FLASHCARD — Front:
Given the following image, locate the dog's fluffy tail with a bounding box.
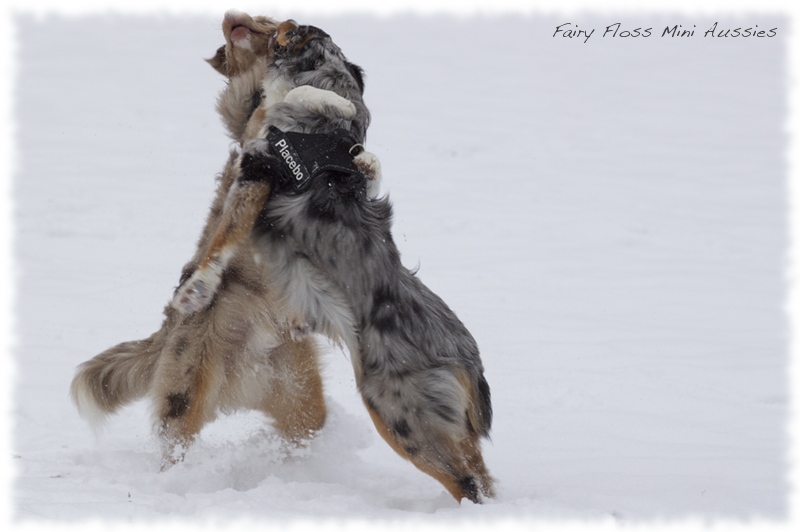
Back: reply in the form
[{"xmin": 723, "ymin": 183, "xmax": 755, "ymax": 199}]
[{"xmin": 70, "ymin": 334, "xmax": 162, "ymax": 432}]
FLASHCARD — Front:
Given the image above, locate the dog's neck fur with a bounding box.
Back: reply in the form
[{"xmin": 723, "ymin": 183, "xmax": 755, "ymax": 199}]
[{"xmin": 217, "ymin": 59, "xmax": 269, "ymax": 141}]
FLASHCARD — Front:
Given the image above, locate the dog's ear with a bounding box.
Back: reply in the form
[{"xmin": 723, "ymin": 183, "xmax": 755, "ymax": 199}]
[
  {"xmin": 206, "ymin": 45, "xmax": 231, "ymax": 77},
  {"xmin": 346, "ymin": 61, "xmax": 365, "ymax": 95},
  {"xmin": 276, "ymin": 20, "xmax": 299, "ymax": 46}
]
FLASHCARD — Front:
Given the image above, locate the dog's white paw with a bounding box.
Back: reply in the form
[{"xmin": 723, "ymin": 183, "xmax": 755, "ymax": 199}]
[
  {"xmin": 354, "ymin": 150, "xmax": 381, "ymax": 179},
  {"xmin": 172, "ymin": 267, "xmax": 222, "ymax": 314},
  {"xmin": 354, "ymin": 150, "xmax": 382, "ymax": 198},
  {"xmin": 284, "ymin": 85, "xmax": 356, "ymax": 118}
]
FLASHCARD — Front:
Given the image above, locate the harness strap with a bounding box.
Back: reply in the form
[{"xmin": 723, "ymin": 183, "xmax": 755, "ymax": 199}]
[{"xmin": 266, "ymin": 126, "xmax": 362, "ymax": 192}]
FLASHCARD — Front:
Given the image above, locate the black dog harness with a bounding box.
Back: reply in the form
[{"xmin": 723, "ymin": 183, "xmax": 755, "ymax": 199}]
[{"xmin": 265, "ymin": 126, "xmax": 364, "ymax": 193}]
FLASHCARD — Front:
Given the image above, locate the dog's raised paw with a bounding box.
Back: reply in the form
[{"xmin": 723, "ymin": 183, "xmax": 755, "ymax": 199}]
[
  {"xmin": 354, "ymin": 150, "xmax": 382, "ymax": 198},
  {"xmin": 283, "ymin": 85, "xmax": 356, "ymax": 118},
  {"xmin": 354, "ymin": 150, "xmax": 381, "ymax": 180},
  {"xmin": 172, "ymin": 268, "xmax": 221, "ymax": 314}
]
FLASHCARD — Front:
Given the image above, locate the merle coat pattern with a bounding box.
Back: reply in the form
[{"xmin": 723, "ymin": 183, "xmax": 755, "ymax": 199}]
[{"xmin": 175, "ymin": 21, "xmax": 494, "ymax": 503}]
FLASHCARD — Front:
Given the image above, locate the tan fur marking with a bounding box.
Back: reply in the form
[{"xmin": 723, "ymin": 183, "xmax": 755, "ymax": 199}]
[
  {"xmin": 198, "ymin": 181, "xmax": 271, "ymax": 271},
  {"xmin": 364, "ymin": 402, "xmax": 468, "ymax": 503},
  {"xmin": 178, "ymin": 350, "xmax": 213, "ymax": 441},
  {"xmin": 453, "ymin": 368, "xmax": 494, "ymax": 497},
  {"xmin": 260, "ymin": 338, "xmax": 326, "ymax": 440},
  {"xmin": 276, "ymin": 20, "xmax": 298, "ymax": 46},
  {"xmin": 461, "ymin": 433, "xmax": 494, "ymax": 498},
  {"xmin": 454, "ymin": 368, "xmax": 481, "ymax": 433},
  {"xmin": 242, "ymin": 106, "xmax": 268, "ymax": 143}
]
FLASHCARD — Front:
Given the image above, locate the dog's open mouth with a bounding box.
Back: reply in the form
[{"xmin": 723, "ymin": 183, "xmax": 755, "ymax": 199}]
[
  {"xmin": 230, "ymin": 24, "xmax": 251, "ymax": 43},
  {"xmin": 223, "ymin": 10, "xmax": 268, "ymax": 46}
]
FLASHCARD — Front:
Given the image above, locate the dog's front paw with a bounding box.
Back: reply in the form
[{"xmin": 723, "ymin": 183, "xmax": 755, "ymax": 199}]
[
  {"xmin": 354, "ymin": 150, "xmax": 382, "ymax": 198},
  {"xmin": 172, "ymin": 266, "xmax": 222, "ymax": 314},
  {"xmin": 354, "ymin": 150, "xmax": 381, "ymax": 180},
  {"xmin": 283, "ymin": 85, "xmax": 356, "ymax": 118}
]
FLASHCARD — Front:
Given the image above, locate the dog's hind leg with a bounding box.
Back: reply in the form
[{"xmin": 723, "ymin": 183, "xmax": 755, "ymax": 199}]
[
  {"xmin": 258, "ymin": 336, "xmax": 327, "ymax": 442},
  {"xmin": 461, "ymin": 433, "xmax": 495, "ymax": 499},
  {"xmin": 151, "ymin": 327, "xmax": 225, "ymax": 469}
]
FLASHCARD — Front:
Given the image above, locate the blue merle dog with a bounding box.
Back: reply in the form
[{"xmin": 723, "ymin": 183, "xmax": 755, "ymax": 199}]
[{"xmin": 173, "ymin": 20, "xmax": 494, "ymax": 503}]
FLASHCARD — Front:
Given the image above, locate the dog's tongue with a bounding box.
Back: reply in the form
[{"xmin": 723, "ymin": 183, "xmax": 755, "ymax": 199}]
[{"xmin": 231, "ymin": 25, "xmax": 250, "ymax": 43}]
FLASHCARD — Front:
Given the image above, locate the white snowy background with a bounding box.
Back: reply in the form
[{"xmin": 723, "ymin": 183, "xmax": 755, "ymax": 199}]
[{"xmin": 5, "ymin": 2, "xmax": 794, "ymax": 530}]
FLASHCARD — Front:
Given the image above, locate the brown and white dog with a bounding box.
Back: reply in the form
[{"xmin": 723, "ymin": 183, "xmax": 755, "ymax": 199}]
[{"xmin": 70, "ymin": 11, "xmax": 328, "ymax": 468}]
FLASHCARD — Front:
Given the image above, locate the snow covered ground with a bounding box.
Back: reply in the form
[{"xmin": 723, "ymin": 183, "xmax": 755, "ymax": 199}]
[{"xmin": 8, "ymin": 7, "xmax": 792, "ymax": 529}]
